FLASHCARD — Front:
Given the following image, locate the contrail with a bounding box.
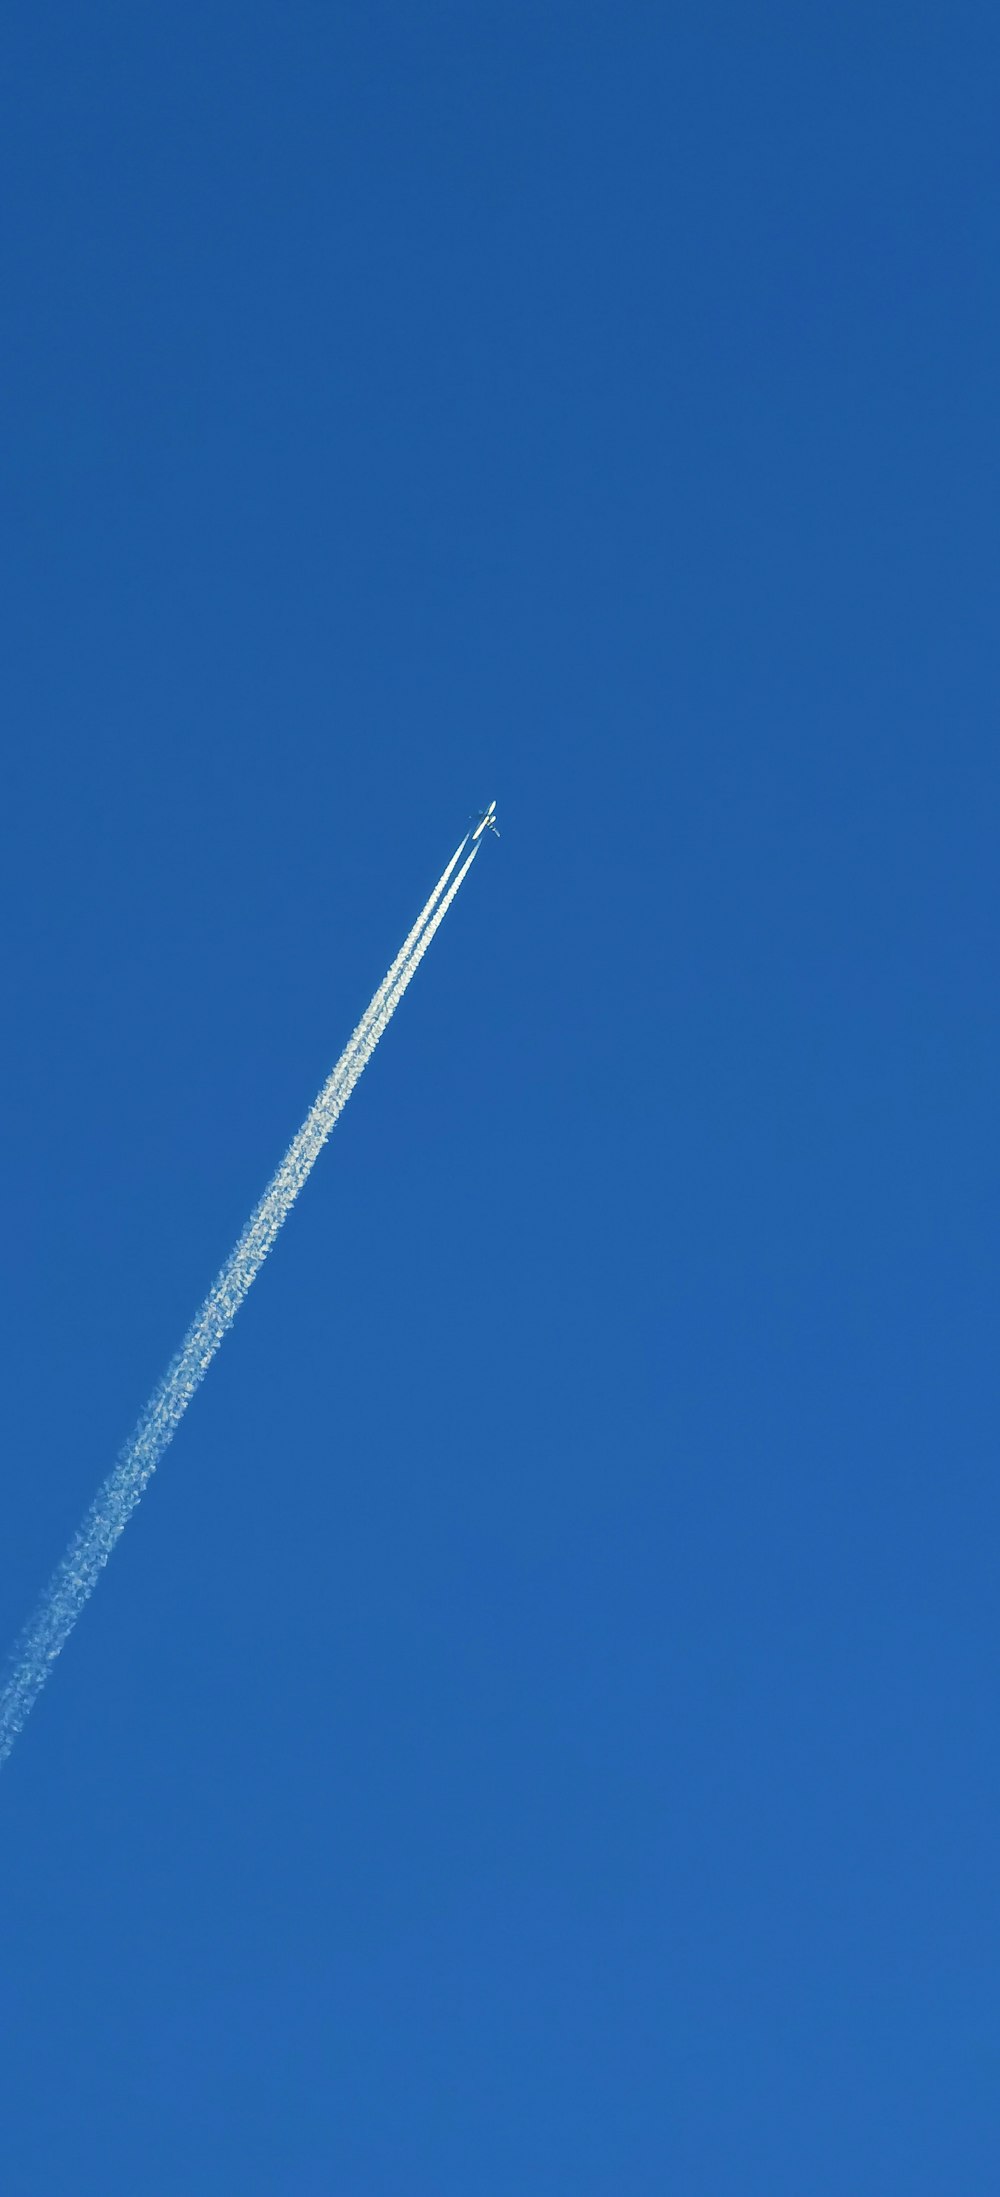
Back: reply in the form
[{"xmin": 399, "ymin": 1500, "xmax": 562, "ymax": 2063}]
[{"xmin": 0, "ymin": 831, "xmax": 480, "ymax": 1769}]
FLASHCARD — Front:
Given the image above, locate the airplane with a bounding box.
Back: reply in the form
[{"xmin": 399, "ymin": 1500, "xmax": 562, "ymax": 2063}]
[{"xmin": 471, "ymin": 800, "xmax": 500, "ymax": 841}]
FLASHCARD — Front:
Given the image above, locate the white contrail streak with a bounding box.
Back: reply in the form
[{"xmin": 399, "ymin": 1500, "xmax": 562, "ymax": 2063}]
[
  {"xmin": 0, "ymin": 834, "xmax": 479, "ymax": 1769},
  {"xmin": 346, "ymin": 831, "xmax": 470, "ymax": 1049}
]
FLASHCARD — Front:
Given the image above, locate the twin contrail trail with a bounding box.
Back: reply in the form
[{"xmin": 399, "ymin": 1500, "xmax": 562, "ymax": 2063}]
[{"xmin": 0, "ymin": 825, "xmax": 483, "ymax": 1770}]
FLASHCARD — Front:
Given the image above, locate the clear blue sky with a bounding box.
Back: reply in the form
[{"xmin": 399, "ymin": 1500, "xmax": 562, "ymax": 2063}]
[{"xmin": 2, "ymin": 3, "xmax": 997, "ymax": 2190}]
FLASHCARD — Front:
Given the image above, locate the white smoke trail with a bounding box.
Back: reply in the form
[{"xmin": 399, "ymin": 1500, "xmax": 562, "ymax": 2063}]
[
  {"xmin": 0, "ymin": 835, "xmax": 479, "ymax": 1768},
  {"xmin": 339, "ymin": 831, "xmax": 471, "ymax": 1063}
]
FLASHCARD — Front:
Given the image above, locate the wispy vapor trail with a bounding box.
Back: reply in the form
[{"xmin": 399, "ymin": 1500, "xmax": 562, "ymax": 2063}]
[{"xmin": 0, "ymin": 833, "xmax": 479, "ymax": 1769}]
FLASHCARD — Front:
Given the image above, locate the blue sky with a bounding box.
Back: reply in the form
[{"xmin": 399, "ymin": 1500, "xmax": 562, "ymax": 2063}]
[{"xmin": 2, "ymin": 3, "xmax": 998, "ymax": 2189}]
